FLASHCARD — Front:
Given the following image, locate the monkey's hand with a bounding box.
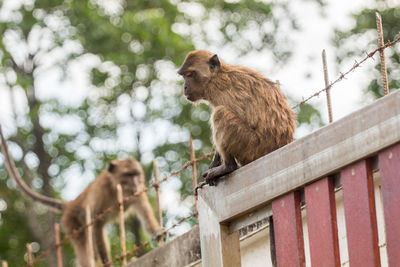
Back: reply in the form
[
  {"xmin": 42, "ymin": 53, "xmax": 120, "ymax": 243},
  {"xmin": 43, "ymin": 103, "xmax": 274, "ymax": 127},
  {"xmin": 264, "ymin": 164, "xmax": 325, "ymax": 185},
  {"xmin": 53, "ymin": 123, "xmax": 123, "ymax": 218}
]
[{"xmin": 202, "ymin": 163, "xmax": 237, "ymax": 186}]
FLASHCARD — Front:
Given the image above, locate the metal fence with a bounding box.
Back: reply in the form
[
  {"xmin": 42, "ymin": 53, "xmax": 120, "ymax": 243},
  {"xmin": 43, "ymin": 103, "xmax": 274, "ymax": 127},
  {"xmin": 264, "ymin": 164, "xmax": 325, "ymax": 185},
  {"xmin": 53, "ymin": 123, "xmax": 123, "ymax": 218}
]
[{"xmin": 1, "ymin": 11, "xmax": 399, "ymax": 267}]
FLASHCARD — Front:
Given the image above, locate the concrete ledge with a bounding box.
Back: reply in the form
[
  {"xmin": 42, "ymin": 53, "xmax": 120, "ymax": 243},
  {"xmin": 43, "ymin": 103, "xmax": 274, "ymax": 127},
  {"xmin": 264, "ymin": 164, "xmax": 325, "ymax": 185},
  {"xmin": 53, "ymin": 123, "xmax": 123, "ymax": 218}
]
[
  {"xmin": 199, "ymin": 89, "xmax": 400, "ymax": 222},
  {"xmin": 127, "ymin": 225, "xmax": 201, "ymax": 267}
]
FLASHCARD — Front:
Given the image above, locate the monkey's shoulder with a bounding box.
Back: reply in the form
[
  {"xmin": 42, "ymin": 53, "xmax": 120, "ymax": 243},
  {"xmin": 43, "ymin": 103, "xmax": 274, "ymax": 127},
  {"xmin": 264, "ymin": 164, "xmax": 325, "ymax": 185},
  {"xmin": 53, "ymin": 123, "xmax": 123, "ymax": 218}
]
[{"xmin": 225, "ymin": 65, "xmax": 275, "ymax": 86}]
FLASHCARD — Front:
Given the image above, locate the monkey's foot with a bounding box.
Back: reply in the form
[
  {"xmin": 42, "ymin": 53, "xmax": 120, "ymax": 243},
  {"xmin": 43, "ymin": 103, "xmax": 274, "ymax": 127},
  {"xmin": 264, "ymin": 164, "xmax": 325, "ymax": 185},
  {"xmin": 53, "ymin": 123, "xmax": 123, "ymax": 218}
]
[
  {"xmin": 150, "ymin": 228, "xmax": 167, "ymax": 247},
  {"xmin": 202, "ymin": 164, "xmax": 237, "ymax": 186},
  {"xmin": 208, "ymin": 151, "xmax": 222, "ymax": 169},
  {"xmin": 153, "ymin": 228, "xmax": 166, "ymax": 242}
]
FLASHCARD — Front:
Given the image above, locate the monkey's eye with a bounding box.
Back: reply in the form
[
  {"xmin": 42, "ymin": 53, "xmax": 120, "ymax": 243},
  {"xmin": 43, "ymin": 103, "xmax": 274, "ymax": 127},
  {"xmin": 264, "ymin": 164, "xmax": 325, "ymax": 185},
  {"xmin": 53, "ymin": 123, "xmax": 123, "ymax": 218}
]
[
  {"xmin": 123, "ymin": 171, "xmax": 140, "ymax": 177},
  {"xmin": 185, "ymin": 72, "xmax": 194, "ymax": 78}
]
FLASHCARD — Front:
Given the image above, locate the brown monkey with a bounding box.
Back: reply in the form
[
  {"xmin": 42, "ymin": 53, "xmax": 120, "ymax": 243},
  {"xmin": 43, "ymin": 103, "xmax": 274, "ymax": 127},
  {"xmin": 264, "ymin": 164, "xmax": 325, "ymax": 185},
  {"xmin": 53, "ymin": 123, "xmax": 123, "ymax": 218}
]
[
  {"xmin": 0, "ymin": 127, "xmax": 161, "ymax": 267},
  {"xmin": 178, "ymin": 50, "xmax": 295, "ymax": 185}
]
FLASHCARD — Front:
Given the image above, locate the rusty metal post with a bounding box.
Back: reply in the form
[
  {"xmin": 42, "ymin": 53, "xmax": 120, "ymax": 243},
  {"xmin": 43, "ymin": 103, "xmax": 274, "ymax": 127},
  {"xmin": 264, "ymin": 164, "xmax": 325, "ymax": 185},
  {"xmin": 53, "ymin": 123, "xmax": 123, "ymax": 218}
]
[
  {"xmin": 322, "ymin": 49, "xmax": 333, "ymax": 123},
  {"xmin": 117, "ymin": 184, "xmax": 127, "ymax": 265},
  {"xmin": 26, "ymin": 243, "xmax": 33, "ymax": 267},
  {"xmin": 85, "ymin": 206, "xmax": 95, "ymax": 267},
  {"xmin": 376, "ymin": 12, "xmax": 389, "ymax": 95},
  {"xmin": 1, "ymin": 261, "xmax": 7, "ymax": 267},
  {"xmin": 153, "ymin": 160, "xmax": 163, "ymax": 228},
  {"xmin": 189, "ymin": 137, "xmax": 198, "ymax": 212},
  {"xmin": 54, "ymin": 223, "xmax": 63, "ymax": 267}
]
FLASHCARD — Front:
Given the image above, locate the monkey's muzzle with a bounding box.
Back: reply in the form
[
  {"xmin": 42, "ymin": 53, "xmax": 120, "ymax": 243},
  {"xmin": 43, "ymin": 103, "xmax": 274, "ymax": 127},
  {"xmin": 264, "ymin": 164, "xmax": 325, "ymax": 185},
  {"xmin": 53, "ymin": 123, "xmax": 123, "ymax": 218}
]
[{"xmin": 184, "ymin": 90, "xmax": 194, "ymax": 102}]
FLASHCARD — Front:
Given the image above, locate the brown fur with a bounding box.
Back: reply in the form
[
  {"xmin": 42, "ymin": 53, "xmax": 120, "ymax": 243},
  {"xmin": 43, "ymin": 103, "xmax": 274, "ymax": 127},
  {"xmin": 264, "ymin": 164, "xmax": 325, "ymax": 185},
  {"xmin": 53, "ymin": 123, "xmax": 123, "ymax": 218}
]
[
  {"xmin": 178, "ymin": 50, "xmax": 295, "ymax": 183},
  {"xmin": 0, "ymin": 130, "xmax": 161, "ymax": 267},
  {"xmin": 62, "ymin": 159, "xmax": 161, "ymax": 266}
]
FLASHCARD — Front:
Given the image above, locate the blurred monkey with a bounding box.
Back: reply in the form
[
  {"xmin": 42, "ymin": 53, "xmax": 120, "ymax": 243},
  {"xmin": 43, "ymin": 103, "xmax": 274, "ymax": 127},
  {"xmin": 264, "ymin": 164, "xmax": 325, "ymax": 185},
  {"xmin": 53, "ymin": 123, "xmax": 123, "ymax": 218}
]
[{"xmin": 0, "ymin": 127, "xmax": 161, "ymax": 266}]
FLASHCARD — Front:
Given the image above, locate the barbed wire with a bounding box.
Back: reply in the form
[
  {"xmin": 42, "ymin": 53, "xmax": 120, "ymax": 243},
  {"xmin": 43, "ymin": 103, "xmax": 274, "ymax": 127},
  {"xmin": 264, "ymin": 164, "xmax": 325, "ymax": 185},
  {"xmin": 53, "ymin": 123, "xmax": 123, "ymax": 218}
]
[
  {"xmin": 291, "ymin": 33, "xmax": 400, "ymax": 110},
  {"xmin": 25, "ymin": 153, "xmax": 210, "ymax": 266},
  {"xmin": 4, "ymin": 25, "xmax": 399, "ymax": 267},
  {"xmin": 152, "ymin": 152, "xmax": 213, "ymax": 187},
  {"xmin": 103, "ymin": 212, "xmax": 198, "ymax": 266},
  {"xmin": 30, "ymin": 210, "xmax": 199, "ymax": 266},
  {"xmin": 0, "ymin": 125, "xmax": 211, "ymax": 266}
]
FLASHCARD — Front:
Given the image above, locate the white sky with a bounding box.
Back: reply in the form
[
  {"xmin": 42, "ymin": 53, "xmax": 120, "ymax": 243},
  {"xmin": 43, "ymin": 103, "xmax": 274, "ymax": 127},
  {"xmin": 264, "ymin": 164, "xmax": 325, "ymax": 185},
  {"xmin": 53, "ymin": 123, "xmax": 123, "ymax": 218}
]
[
  {"xmin": 1, "ymin": 0, "xmax": 399, "ymax": 234},
  {"xmin": 280, "ymin": 0, "xmax": 375, "ymax": 124},
  {"xmin": 236, "ymin": 0, "xmax": 381, "ymax": 135},
  {"xmin": 182, "ymin": 0, "xmax": 391, "ymax": 140}
]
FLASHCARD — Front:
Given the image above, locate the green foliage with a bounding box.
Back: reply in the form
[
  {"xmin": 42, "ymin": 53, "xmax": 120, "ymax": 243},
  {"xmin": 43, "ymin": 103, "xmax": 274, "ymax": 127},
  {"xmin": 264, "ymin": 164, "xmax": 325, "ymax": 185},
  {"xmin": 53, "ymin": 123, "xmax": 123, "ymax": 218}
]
[
  {"xmin": 0, "ymin": 179, "xmax": 33, "ymax": 264},
  {"xmin": 296, "ymin": 103, "xmax": 325, "ymax": 128},
  {"xmin": 0, "ymin": 0, "xmax": 318, "ymax": 265}
]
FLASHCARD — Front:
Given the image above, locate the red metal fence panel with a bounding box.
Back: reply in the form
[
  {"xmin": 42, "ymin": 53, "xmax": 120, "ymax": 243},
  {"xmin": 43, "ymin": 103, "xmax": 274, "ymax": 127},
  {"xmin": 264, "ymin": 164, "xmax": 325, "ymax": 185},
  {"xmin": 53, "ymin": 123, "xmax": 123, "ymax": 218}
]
[
  {"xmin": 342, "ymin": 160, "xmax": 381, "ymax": 267},
  {"xmin": 305, "ymin": 177, "xmax": 340, "ymax": 267},
  {"xmin": 272, "ymin": 191, "xmax": 305, "ymax": 267},
  {"xmin": 379, "ymin": 143, "xmax": 400, "ymax": 266}
]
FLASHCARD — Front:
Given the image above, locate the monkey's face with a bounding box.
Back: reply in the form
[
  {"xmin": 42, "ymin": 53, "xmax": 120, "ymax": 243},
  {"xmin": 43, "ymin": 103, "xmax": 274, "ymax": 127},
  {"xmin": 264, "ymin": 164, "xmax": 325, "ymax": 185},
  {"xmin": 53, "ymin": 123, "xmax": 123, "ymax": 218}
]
[
  {"xmin": 181, "ymin": 71, "xmax": 205, "ymax": 102},
  {"xmin": 107, "ymin": 158, "xmax": 144, "ymax": 195},
  {"xmin": 178, "ymin": 50, "xmax": 221, "ymax": 102}
]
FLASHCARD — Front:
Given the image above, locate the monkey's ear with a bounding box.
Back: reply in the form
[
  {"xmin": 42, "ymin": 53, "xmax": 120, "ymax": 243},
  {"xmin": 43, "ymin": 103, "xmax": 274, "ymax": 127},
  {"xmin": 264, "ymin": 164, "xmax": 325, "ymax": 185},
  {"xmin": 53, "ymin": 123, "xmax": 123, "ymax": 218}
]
[
  {"xmin": 209, "ymin": 54, "xmax": 220, "ymax": 72},
  {"xmin": 108, "ymin": 162, "xmax": 116, "ymax": 173}
]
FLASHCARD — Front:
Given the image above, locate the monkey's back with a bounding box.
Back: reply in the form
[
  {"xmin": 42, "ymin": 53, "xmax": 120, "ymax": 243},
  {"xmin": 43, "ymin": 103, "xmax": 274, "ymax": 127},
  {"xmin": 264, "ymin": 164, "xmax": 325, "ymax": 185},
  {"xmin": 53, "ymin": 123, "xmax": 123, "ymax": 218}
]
[{"xmin": 209, "ymin": 64, "xmax": 295, "ymax": 165}]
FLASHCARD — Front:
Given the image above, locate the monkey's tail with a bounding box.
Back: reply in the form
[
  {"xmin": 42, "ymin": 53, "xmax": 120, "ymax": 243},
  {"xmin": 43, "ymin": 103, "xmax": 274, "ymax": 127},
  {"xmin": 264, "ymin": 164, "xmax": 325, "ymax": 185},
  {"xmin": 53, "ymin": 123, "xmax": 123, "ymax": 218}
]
[{"xmin": 0, "ymin": 125, "xmax": 65, "ymax": 211}]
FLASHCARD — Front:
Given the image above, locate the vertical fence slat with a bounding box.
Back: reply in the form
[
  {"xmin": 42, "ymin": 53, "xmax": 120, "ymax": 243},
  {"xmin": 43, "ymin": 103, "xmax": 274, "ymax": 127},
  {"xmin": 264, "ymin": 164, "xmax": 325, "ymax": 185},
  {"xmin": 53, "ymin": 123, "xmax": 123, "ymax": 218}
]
[
  {"xmin": 189, "ymin": 137, "xmax": 198, "ymax": 212},
  {"xmin": 26, "ymin": 243, "xmax": 33, "ymax": 267},
  {"xmin": 117, "ymin": 184, "xmax": 127, "ymax": 265},
  {"xmin": 85, "ymin": 206, "xmax": 95, "ymax": 267},
  {"xmin": 272, "ymin": 191, "xmax": 305, "ymax": 267},
  {"xmin": 342, "ymin": 160, "xmax": 381, "ymax": 267},
  {"xmin": 379, "ymin": 143, "xmax": 400, "ymax": 266},
  {"xmin": 54, "ymin": 223, "xmax": 63, "ymax": 267},
  {"xmin": 152, "ymin": 160, "xmax": 163, "ymax": 228},
  {"xmin": 305, "ymin": 177, "xmax": 340, "ymax": 267}
]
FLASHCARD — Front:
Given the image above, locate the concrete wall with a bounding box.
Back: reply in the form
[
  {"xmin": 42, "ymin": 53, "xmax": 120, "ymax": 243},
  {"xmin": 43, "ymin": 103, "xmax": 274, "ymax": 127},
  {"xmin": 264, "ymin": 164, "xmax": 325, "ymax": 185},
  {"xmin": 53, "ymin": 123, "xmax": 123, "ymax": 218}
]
[{"xmin": 127, "ymin": 225, "xmax": 200, "ymax": 267}]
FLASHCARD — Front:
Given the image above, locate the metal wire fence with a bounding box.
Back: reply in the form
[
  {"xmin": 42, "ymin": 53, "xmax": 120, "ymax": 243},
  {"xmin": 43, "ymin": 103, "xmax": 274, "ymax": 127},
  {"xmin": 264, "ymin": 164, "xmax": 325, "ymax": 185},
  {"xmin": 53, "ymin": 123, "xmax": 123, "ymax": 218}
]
[
  {"xmin": 0, "ymin": 126, "xmax": 211, "ymax": 266},
  {"xmin": 0, "ymin": 11, "xmax": 399, "ymax": 267}
]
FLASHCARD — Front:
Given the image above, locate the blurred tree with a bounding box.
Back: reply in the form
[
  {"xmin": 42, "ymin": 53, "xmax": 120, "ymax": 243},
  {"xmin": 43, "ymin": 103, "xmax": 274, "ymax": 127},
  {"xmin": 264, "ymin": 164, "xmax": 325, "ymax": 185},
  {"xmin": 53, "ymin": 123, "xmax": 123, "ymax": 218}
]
[
  {"xmin": 0, "ymin": 0, "xmax": 323, "ymax": 265},
  {"xmin": 333, "ymin": 1, "xmax": 400, "ymax": 99}
]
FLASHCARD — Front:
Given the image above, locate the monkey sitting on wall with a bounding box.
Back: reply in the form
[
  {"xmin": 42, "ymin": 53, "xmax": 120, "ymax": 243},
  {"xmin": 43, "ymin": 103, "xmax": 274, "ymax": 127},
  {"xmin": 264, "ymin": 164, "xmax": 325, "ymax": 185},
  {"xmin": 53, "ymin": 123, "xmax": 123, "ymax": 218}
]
[
  {"xmin": 178, "ymin": 50, "xmax": 295, "ymax": 185},
  {"xmin": 0, "ymin": 127, "xmax": 161, "ymax": 267}
]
